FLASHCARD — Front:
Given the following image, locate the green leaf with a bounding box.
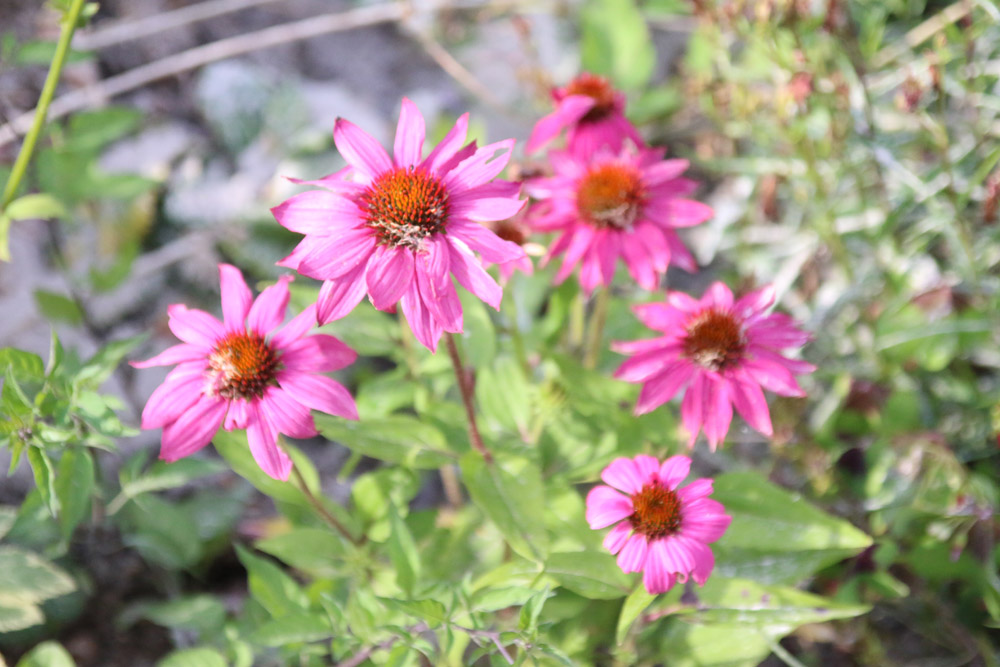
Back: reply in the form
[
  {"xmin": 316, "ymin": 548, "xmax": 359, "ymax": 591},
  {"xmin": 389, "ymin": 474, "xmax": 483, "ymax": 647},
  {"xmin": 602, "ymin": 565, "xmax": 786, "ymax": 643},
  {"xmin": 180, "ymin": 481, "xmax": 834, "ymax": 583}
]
[
  {"xmin": 235, "ymin": 545, "xmax": 308, "ymax": 618},
  {"xmin": 711, "ymin": 471, "xmax": 873, "ymax": 584},
  {"xmin": 0, "ymin": 214, "xmax": 11, "ymax": 262},
  {"xmin": 387, "ymin": 503, "xmax": 421, "ymax": 597},
  {"xmin": 34, "ymin": 290, "xmax": 83, "ymax": 325},
  {"xmin": 0, "ymin": 505, "xmax": 18, "ymax": 540},
  {"xmin": 0, "ymin": 601, "xmax": 44, "ymax": 632},
  {"xmin": 251, "ymin": 612, "xmax": 334, "ymax": 646},
  {"xmin": 157, "ymin": 648, "xmax": 227, "ymax": 667},
  {"xmin": 518, "ymin": 586, "xmax": 550, "ymax": 633},
  {"xmin": 0, "ymin": 547, "xmax": 75, "ymax": 606},
  {"xmin": 256, "ymin": 528, "xmax": 346, "ymax": 578},
  {"xmin": 470, "ymin": 586, "xmax": 539, "ymax": 613},
  {"xmin": 544, "ymin": 551, "xmax": 631, "ymax": 600},
  {"xmin": 127, "ymin": 595, "xmax": 226, "ymax": 634},
  {"xmin": 115, "ymin": 458, "xmax": 227, "ymax": 510},
  {"xmin": 580, "ymin": 0, "xmax": 656, "ymax": 90},
  {"xmin": 15, "ymin": 641, "xmax": 76, "ymax": 667},
  {"xmin": 379, "ymin": 597, "xmax": 449, "ymax": 628},
  {"xmin": 616, "ymin": 585, "xmax": 656, "ymax": 644},
  {"xmin": 75, "ymin": 333, "xmax": 147, "ymax": 387},
  {"xmin": 456, "ymin": 292, "xmax": 496, "ymax": 368},
  {"xmin": 66, "ymin": 107, "xmax": 143, "ymax": 151},
  {"xmin": 27, "ymin": 447, "xmax": 60, "ymax": 517},
  {"xmin": 460, "ymin": 452, "xmax": 549, "ymax": 562},
  {"xmin": 5, "ymin": 194, "xmax": 67, "ymax": 221},
  {"xmin": 315, "ymin": 414, "xmax": 455, "ymax": 469},
  {"xmin": 13, "ymin": 40, "xmax": 92, "ymax": 66},
  {"xmin": 0, "ymin": 348, "xmax": 45, "ymax": 377},
  {"xmin": 55, "ymin": 448, "xmax": 94, "ymax": 540}
]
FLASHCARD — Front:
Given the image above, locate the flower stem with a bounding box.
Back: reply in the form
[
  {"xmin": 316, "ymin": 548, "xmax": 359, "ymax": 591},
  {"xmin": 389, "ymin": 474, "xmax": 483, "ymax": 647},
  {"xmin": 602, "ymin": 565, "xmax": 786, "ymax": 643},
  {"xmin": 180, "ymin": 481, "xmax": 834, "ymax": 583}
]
[
  {"xmin": 445, "ymin": 333, "xmax": 492, "ymax": 464},
  {"xmin": 290, "ymin": 462, "xmax": 360, "ymax": 545},
  {"xmin": 1, "ymin": 0, "xmax": 88, "ymax": 211},
  {"xmin": 583, "ymin": 287, "xmax": 610, "ymax": 369}
]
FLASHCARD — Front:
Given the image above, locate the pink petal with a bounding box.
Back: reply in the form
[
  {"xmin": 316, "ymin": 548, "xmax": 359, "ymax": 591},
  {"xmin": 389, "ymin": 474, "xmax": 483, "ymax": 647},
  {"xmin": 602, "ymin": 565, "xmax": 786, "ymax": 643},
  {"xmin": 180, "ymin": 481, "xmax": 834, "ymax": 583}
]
[
  {"xmin": 269, "ymin": 305, "xmax": 317, "ymax": 350},
  {"xmin": 449, "ymin": 193, "xmax": 525, "ymax": 222},
  {"xmin": 633, "ymin": 455, "xmax": 660, "ymax": 481},
  {"xmin": 729, "ymin": 371, "xmax": 773, "ymax": 437},
  {"xmin": 218, "ymin": 264, "xmax": 253, "ymax": 332},
  {"xmin": 393, "ymin": 98, "xmax": 426, "ymax": 168},
  {"xmin": 658, "ymin": 456, "xmax": 691, "ymax": 490},
  {"xmin": 131, "ymin": 343, "xmax": 206, "ymax": 369},
  {"xmin": 601, "ymin": 457, "xmax": 645, "ymax": 495},
  {"xmin": 643, "ymin": 540, "xmax": 679, "ymax": 594},
  {"xmin": 614, "ymin": 348, "xmax": 673, "ymax": 383},
  {"xmin": 160, "ymin": 395, "xmax": 226, "ymax": 462},
  {"xmin": 678, "ymin": 479, "xmax": 714, "ymax": 502},
  {"xmin": 617, "ymin": 535, "xmax": 649, "ymax": 574},
  {"xmin": 680, "ymin": 509, "xmax": 732, "ymax": 544},
  {"xmin": 611, "ymin": 337, "xmax": 677, "ymax": 356},
  {"xmin": 140, "ymin": 362, "xmax": 207, "ymax": 429},
  {"xmin": 400, "ymin": 283, "xmax": 443, "ymax": 352},
  {"xmin": 259, "ymin": 386, "xmax": 317, "ymax": 439},
  {"xmin": 246, "ymin": 402, "xmax": 292, "ymax": 481},
  {"xmin": 416, "ymin": 236, "xmax": 462, "ymax": 333},
  {"xmin": 554, "ymin": 226, "xmax": 597, "ymax": 284},
  {"xmin": 167, "ymin": 305, "xmax": 224, "ymax": 348},
  {"xmin": 270, "ymin": 190, "xmax": 364, "ymax": 236},
  {"xmin": 743, "ymin": 356, "xmax": 806, "ymax": 397},
  {"xmin": 632, "ymin": 302, "xmax": 686, "ymax": 334},
  {"xmin": 750, "ymin": 346, "xmax": 816, "ymax": 375},
  {"xmin": 620, "ymin": 234, "xmax": 658, "ymax": 291},
  {"xmin": 247, "ymin": 275, "xmax": 292, "ymax": 335},
  {"xmin": 640, "ymin": 159, "xmax": 690, "ymax": 188},
  {"xmin": 645, "ymin": 199, "xmax": 713, "ymax": 228},
  {"xmin": 680, "ymin": 372, "xmax": 707, "ymax": 448},
  {"xmin": 278, "ymin": 369, "xmax": 359, "ymax": 421},
  {"xmin": 603, "ymin": 522, "xmax": 633, "ymax": 555},
  {"xmin": 333, "ymin": 118, "xmax": 392, "ymax": 181},
  {"xmin": 703, "ymin": 377, "xmax": 734, "ymax": 449},
  {"xmin": 285, "ymin": 165, "xmax": 363, "ymax": 194},
  {"xmin": 666, "ymin": 291, "xmax": 702, "ymax": 314},
  {"xmin": 443, "ymin": 139, "xmax": 515, "ymax": 191},
  {"xmin": 663, "ymin": 230, "xmax": 697, "ymax": 272},
  {"xmin": 525, "ymin": 95, "xmax": 596, "ymax": 154},
  {"xmin": 447, "ymin": 240, "xmax": 502, "ymax": 310},
  {"xmin": 632, "ymin": 221, "xmax": 671, "ymax": 272},
  {"xmin": 224, "ymin": 399, "xmax": 250, "ymax": 430},
  {"xmin": 676, "ymin": 535, "xmax": 715, "ymax": 585},
  {"xmin": 422, "ymin": 113, "xmax": 469, "ymax": 173},
  {"xmin": 733, "ymin": 284, "xmax": 776, "ymax": 319},
  {"xmin": 585, "ymin": 485, "xmax": 634, "ymax": 529},
  {"xmin": 316, "ymin": 267, "xmax": 367, "ymax": 324},
  {"xmin": 448, "ymin": 219, "xmax": 525, "ymax": 264},
  {"xmin": 634, "ymin": 361, "xmax": 695, "ymax": 415},
  {"xmin": 703, "ymin": 282, "xmax": 734, "ymax": 310},
  {"xmin": 365, "ymin": 246, "xmax": 414, "ymax": 311},
  {"xmin": 280, "ymin": 334, "xmax": 357, "ymax": 372},
  {"xmin": 282, "ymin": 228, "xmax": 376, "ymax": 280}
]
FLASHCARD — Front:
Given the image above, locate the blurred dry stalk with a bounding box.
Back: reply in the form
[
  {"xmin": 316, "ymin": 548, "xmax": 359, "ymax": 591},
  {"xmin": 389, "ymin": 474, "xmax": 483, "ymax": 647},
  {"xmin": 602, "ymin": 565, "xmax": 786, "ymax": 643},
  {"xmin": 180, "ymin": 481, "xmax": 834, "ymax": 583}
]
[{"xmin": 0, "ymin": 0, "xmax": 561, "ymax": 149}]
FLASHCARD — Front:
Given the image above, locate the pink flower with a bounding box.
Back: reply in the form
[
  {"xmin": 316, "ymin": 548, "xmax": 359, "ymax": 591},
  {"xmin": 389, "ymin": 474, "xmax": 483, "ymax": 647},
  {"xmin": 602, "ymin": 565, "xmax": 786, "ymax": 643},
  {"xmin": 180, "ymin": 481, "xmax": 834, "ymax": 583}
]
[
  {"xmin": 614, "ymin": 282, "xmax": 815, "ymax": 449},
  {"xmin": 482, "ymin": 207, "xmax": 541, "ymax": 281},
  {"xmin": 132, "ymin": 264, "xmax": 358, "ymax": 481},
  {"xmin": 525, "ymin": 144, "xmax": 712, "ymax": 295},
  {"xmin": 272, "ymin": 98, "xmax": 526, "ymax": 352},
  {"xmin": 586, "ymin": 455, "xmax": 731, "ymax": 594},
  {"xmin": 525, "ymin": 72, "xmax": 644, "ymax": 155}
]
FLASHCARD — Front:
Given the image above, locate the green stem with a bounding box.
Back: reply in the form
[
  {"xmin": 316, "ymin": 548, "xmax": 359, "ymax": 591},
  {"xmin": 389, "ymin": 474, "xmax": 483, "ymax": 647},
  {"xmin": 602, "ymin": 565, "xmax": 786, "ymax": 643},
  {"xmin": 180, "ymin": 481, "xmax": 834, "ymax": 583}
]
[
  {"xmin": 568, "ymin": 292, "xmax": 586, "ymax": 349},
  {"xmin": 1, "ymin": 0, "xmax": 88, "ymax": 211},
  {"xmin": 290, "ymin": 462, "xmax": 359, "ymax": 545},
  {"xmin": 583, "ymin": 287, "xmax": 610, "ymax": 369}
]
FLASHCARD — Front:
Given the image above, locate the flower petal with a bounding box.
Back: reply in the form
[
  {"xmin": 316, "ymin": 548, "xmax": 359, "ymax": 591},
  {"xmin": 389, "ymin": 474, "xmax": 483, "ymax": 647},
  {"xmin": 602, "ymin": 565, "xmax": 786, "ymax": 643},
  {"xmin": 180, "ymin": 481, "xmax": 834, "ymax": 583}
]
[
  {"xmin": 393, "ymin": 97, "xmax": 426, "ymax": 168},
  {"xmin": 729, "ymin": 371, "xmax": 773, "ymax": 437},
  {"xmin": 333, "ymin": 117, "xmax": 392, "ymax": 181},
  {"xmin": 246, "ymin": 402, "xmax": 292, "ymax": 481},
  {"xmin": 617, "ymin": 534, "xmax": 649, "ymax": 574},
  {"xmin": 601, "ymin": 457, "xmax": 645, "ymax": 495},
  {"xmin": 365, "ymin": 245, "xmax": 414, "ymax": 311},
  {"xmin": 160, "ymin": 395, "xmax": 226, "ymax": 462},
  {"xmin": 269, "ymin": 305, "xmax": 317, "ymax": 350},
  {"xmin": 644, "ymin": 540, "xmax": 679, "ymax": 594},
  {"xmin": 260, "ymin": 385, "xmax": 318, "ymax": 439},
  {"xmin": 167, "ymin": 305, "xmax": 224, "ymax": 348},
  {"xmin": 131, "ymin": 343, "xmax": 206, "ymax": 368},
  {"xmin": 270, "ymin": 190, "xmax": 365, "ymax": 236},
  {"xmin": 443, "ymin": 139, "xmax": 515, "ymax": 191},
  {"xmin": 316, "ymin": 267, "xmax": 368, "ymax": 324},
  {"xmin": 140, "ymin": 362, "xmax": 206, "ymax": 429},
  {"xmin": 281, "ymin": 334, "xmax": 357, "ymax": 372},
  {"xmin": 219, "ymin": 264, "xmax": 253, "ymax": 332},
  {"xmin": 525, "ymin": 95, "xmax": 595, "ymax": 154},
  {"xmin": 423, "ymin": 113, "xmax": 469, "ymax": 173},
  {"xmin": 400, "ymin": 282, "xmax": 443, "ymax": 352},
  {"xmin": 278, "ymin": 369, "xmax": 359, "ymax": 421},
  {"xmin": 447, "ymin": 239, "xmax": 502, "ymax": 310},
  {"xmin": 658, "ymin": 456, "xmax": 691, "ymax": 490},
  {"xmin": 585, "ymin": 485, "xmax": 634, "ymax": 529},
  {"xmin": 634, "ymin": 360, "xmax": 695, "ymax": 415},
  {"xmin": 247, "ymin": 275, "xmax": 292, "ymax": 335},
  {"xmin": 416, "ymin": 235, "xmax": 462, "ymax": 333},
  {"xmin": 448, "ymin": 219, "xmax": 526, "ymax": 264},
  {"xmin": 603, "ymin": 521, "xmax": 633, "ymax": 555}
]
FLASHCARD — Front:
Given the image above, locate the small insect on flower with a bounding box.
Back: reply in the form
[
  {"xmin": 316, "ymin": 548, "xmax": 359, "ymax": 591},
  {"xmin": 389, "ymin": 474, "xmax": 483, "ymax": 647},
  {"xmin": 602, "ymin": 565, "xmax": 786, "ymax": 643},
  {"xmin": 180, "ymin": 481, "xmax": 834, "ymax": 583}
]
[
  {"xmin": 526, "ymin": 72, "xmax": 644, "ymax": 155},
  {"xmin": 586, "ymin": 455, "xmax": 731, "ymax": 594},
  {"xmin": 272, "ymin": 98, "xmax": 526, "ymax": 352},
  {"xmin": 614, "ymin": 282, "xmax": 814, "ymax": 449},
  {"xmin": 132, "ymin": 264, "xmax": 358, "ymax": 481}
]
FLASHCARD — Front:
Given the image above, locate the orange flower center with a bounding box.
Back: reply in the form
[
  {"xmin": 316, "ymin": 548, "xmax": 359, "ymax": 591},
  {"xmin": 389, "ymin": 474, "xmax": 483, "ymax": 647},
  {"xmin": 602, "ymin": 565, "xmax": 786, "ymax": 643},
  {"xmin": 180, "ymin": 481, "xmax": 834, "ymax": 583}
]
[
  {"xmin": 682, "ymin": 309, "xmax": 746, "ymax": 372},
  {"xmin": 629, "ymin": 481, "xmax": 682, "ymax": 539},
  {"xmin": 360, "ymin": 166, "xmax": 450, "ymax": 248},
  {"xmin": 576, "ymin": 163, "xmax": 644, "ymax": 229},
  {"xmin": 207, "ymin": 331, "xmax": 280, "ymax": 400},
  {"xmin": 565, "ymin": 73, "xmax": 616, "ymax": 123}
]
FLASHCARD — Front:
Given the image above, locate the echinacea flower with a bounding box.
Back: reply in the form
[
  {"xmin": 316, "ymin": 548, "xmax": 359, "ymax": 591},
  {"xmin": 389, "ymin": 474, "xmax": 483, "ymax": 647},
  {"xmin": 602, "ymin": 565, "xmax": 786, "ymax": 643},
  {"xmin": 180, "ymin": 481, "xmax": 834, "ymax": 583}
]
[
  {"xmin": 132, "ymin": 264, "xmax": 358, "ymax": 481},
  {"xmin": 482, "ymin": 207, "xmax": 543, "ymax": 281},
  {"xmin": 525, "ymin": 144, "xmax": 712, "ymax": 295},
  {"xmin": 586, "ymin": 454, "xmax": 731, "ymax": 594},
  {"xmin": 525, "ymin": 72, "xmax": 644, "ymax": 155},
  {"xmin": 272, "ymin": 98, "xmax": 526, "ymax": 351},
  {"xmin": 614, "ymin": 282, "xmax": 814, "ymax": 449}
]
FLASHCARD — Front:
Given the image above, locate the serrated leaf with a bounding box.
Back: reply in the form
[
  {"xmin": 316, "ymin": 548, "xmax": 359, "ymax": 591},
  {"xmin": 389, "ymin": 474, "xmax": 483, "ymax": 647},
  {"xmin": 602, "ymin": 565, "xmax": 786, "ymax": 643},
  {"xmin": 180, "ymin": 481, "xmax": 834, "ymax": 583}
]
[
  {"xmin": 387, "ymin": 503, "xmax": 420, "ymax": 597},
  {"xmin": 251, "ymin": 612, "xmax": 334, "ymax": 646},
  {"xmin": 379, "ymin": 597, "xmax": 449, "ymax": 628},
  {"xmin": 315, "ymin": 414, "xmax": 455, "ymax": 469},
  {"xmin": 616, "ymin": 585, "xmax": 656, "ymax": 644},
  {"xmin": 156, "ymin": 648, "xmax": 227, "ymax": 667},
  {"xmin": 14, "ymin": 640, "xmax": 75, "ymax": 667},
  {"xmin": 0, "ymin": 547, "xmax": 75, "ymax": 605},
  {"xmin": 711, "ymin": 472, "xmax": 872, "ymax": 584},
  {"xmin": 256, "ymin": 528, "xmax": 346, "ymax": 578},
  {"xmin": 460, "ymin": 453, "xmax": 548, "ymax": 562},
  {"xmin": 545, "ymin": 551, "xmax": 631, "ymax": 600}
]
